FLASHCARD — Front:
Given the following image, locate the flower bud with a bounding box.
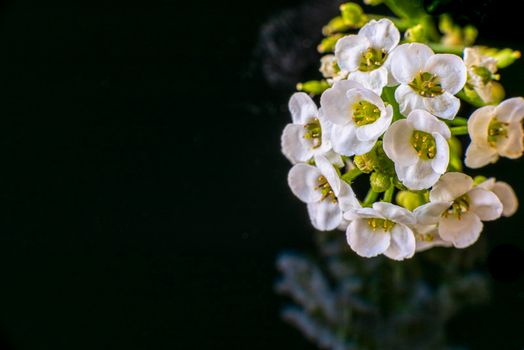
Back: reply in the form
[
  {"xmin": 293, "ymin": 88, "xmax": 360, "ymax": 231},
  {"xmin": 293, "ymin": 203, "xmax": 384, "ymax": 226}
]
[
  {"xmin": 296, "ymin": 80, "xmax": 330, "ymax": 96},
  {"xmin": 405, "ymin": 24, "xmax": 425, "ymax": 43},
  {"xmin": 370, "ymin": 172, "xmax": 391, "ymax": 193},
  {"xmin": 396, "ymin": 191, "xmax": 426, "ymax": 211},
  {"xmin": 354, "ymin": 153, "xmax": 376, "ymax": 173},
  {"xmin": 473, "ymin": 175, "xmax": 488, "ymax": 185},
  {"xmin": 317, "ymin": 34, "xmax": 344, "ymax": 53},
  {"xmin": 322, "ymin": 16, "xmax": 350, "ymax": 36},
  {"xmin": 340, "ymin": 3, "xmax": 367, "ymax": 28}
]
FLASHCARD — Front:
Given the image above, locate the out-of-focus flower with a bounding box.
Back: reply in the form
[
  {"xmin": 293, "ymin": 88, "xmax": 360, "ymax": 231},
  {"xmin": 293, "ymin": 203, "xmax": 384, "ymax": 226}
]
[
  {"xmin": 414, "ymin": 223, "xmax": 453, "ymax": 252},
  {"xmin": 478, "ymin": 178, "xmax": 518, "ymax": 217},
  {"xmin": 464, "ymin": 47, "xmax": 500, "ymax": 103},
  {"xmin": 414, "ymin": 172, "xmax": 502, "ymax": 248},
  {"xmin": 345, "ymin": 202, "xmax": 416, "ymax": 260},
  {"xmin": 335, "ymin": 19, "xmax": 400, "ymax": 94},
  {"xmin": 281, "ymin": 92, "xmax": 341, "ymax": 165},
  {"xmin": 390, "ymin": 43, "xmax": 467, "ymax": 120},
  {"xmin": 288, "ymin": 155, "xmax": 360, "ymax": 231},
  {"xmin": 465, "ymin": 97, "xmax": 524, "ymax": 168},
  {"xmin": 319, "ymin": 54, "xmax": 348, "ymax": 83},
  {"xmin": 321, "ymin": 80, "xmax": 393, "ymax": 156},
  {"xmin": 383, "ymin": 109, "xmax": 450, "ymax": 190}
]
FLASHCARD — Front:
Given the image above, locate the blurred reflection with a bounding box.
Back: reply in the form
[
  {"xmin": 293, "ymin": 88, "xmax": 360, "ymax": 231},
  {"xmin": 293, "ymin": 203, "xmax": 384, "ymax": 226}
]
[{"xmin": 276, "ymin": 231, "xmax": 489, "ymax": 349}]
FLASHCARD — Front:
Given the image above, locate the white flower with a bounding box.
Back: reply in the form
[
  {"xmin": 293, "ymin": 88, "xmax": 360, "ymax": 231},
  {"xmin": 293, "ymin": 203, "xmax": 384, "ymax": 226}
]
[
  {"xmin": 320, "ymin": 80, "xmax": 393, "ymax": 156},
  {"xmin": 288, "ymin": 155, "xmax": 360, "ymax": 231},
  {"xmin": 335, "ymin": 19, "xmax": 400, "ymax": 94},
  {"xmin": 319, "ymin": 55, "xmax": 348, "ymax": 83},
  {"xmin": 464, "ymin": 47, "xmax": 499, "ymax": 103},
  {"xmin": 413, "ymin": 224, "xmax": 452, "ymax": 252},
  {"xmin": 389, "ymin": 43, "xmax": 467, "ymax": 120},
  {"xmin": 383, "ymin": 109, "xmax": 451, "ymax": 190},
  {"xmin": 478, "ymin": 178, "xmax": 518, "ymax": 217},
  {"xmin": 465, "ymin": 97, "xmax": 524, "ymax": 168},
  {"xmin": 414, "ymin": 172, "xmax": 503, "ymax": 248},
  {"xmin": 345, "ymin": 202, "xmax": 416, "ymax": 260},
  {"xmin": 281, "ymin": 92, "xmax": 342, "ymax": 165}
]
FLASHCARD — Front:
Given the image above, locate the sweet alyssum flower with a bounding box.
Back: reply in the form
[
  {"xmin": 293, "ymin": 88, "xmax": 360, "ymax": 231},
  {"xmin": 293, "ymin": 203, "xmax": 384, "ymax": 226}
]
[
  {"xmin": 383, "ymin": 109, "xmax": 450, "ymax": 190},
  {"xmin": 414, "ymin": 172, "xmax": 503, "ymax": 248},
  {"xmin": 319, "ymin": 55, "xmax": 348, "ymax": 83},
  {"xmin": 320, "ymin": 80, "xmax": 393, "ymax": 156},
  {"xmin": 478, "ymin": 178, "xmax": 518, "ymax": 217},
  {"xmin": 288, "ymin": 155, "xmax": 360, "ymax": 231},
  {"xmin": 390, "ymin": 43, "xmax": 467, "ymax": 120},
  {"xmin": 281, "ymin": 92, "xmax": 341, "ymax": 165},
  {"xmin": 464, "ymin": 47, "xmax": 500, "ymax": 103},
  {"xmin": 335, "ymin": 18, "xmax": 400, "ymax": 94},
  {"xmin": 413, "ymin": 223, "xmax": 452, "ymax": 252},
  {"xmin": 345, "ymin": 202, "xmax": 416, "ymax": 260},
  {"xmin": 465, "ymin": 97, "xmax": 524, "ymax": 168}
]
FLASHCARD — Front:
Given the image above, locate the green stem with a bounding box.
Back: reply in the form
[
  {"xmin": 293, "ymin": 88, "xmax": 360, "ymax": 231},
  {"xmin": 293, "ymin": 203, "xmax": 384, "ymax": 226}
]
[
  {"xmin": 382, "ymin": 182, "xmax": 395, "ymax": 203},
  {"xmin": 362, "ymin": 189, "xmax": 379, "ymax": 207},
  {"xmin": 448, "ymin": 117, "xmax": 468, "ymax": 126},
  {"xmin": 450, "ymin": 126, "xmax": 469, "ymax": 136},
  {"xmin": 426, "ymin": 42, "xmax": 464, "ymax": 55},
  {"xmin": 456, "ymin": 90, "xmax": 487, "ymax": 108},
  {"xmin": 341, "ymin": 168, "xmax": 363, "ymax": 184}
]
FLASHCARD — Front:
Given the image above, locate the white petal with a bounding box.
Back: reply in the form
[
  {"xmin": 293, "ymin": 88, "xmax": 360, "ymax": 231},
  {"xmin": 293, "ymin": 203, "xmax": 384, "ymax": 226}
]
[
  {"xmin": 389, "ymin": 43, "xmax": 434, "ymax": 84},
  {"xmin": 383, "ymin": 224, "xmax": 416, "ymax": 260},
  {"xmin": 424, "ymin": 54, "xmax": 467, "ymax": 95},
  {"xmin": 438, "ymin": 212, "xmax": 483, "ymax": 248},
  {"xmin": 430, "ymin": 172, "xmax": 474, "ymax": 202},
  {"xmin": 331, "ymin": 124, "xmax": 375, "ymax": 156},
  {"xmin": 407, "ymin": 109, "xmax": 451, "ymax": 139},
  {"xmin": 464, "ymin": 142, "xmax": 498, "ymax": 169},
  {"xmin": 346, "ymin": 87, "xmax": 385, "ymax": 110},
  {"xmin": 281, "ymin": 124, "xmax": 313, "ymax": 163},
  {"xmin": 314, "ymin": 155, "xmax": 341, "ymax": 196},
  {"xmin": 430, "ymin": 132, "xmax": 450, "ymax": 174},
  {"xmin": 323, "ymin": 150, "xmax": 344, "ymax": 168},
  {"xmin": 346, "ymin": 219, "xmax": 390, "ymax": 258},
  {"xmin": 414, "ymin": 201, "xmax": 452, "ymax": 225},
  {"xmin": 495, "ymin": 97, "xmax": 524, "ymax": 123},
  {"xmin": 372, "ymin": 202, "xmax": 416, "ymax": 226},
  {"xmin": 396, "ymin": 160, "xmax": 441, "ymax": 190},
  {"xmin": 467, "ymin": 106, "xmax": 495, "ymax": 145},
  {"xmin": 335, "ymin": 35, "xmax": 370, "ymax": 72},
  {"xmin": 348, "ymin": 67, "xmax": 388, "ymax": 95},
  {"xmin": 344, "ymin": 207, "xmax": 383, "ymax": 221},
  {"xmin": 422, "ymin": 92, "xmax": 460, "ymax": 120},
  {"xmin": 496, "ymin": 123, "xmax": 524, "ymax": 159},
  {"xmin": 491, "ymin": 181, "xmax": 518, "ymax": 217},
  {"xmin": 338, "ymin": 181, "xmax": 361, "ymax": 212},
  {"xmin": 289, "ymin": 92, "xmax": 318, "ymax": 125},
  {"xmin": 415, "ymin": 224, "xmax": 453, "ymax": 252},
  {"xmin": 288, "ymin": 164, "xmax": 323, "ymax": 203},
  {"xmin": 467, "ymin": 187, "xmax": 503, "ymax": 221},
  {"xmin": 395, "ymin": 84, "xmax": 425, "ymax": 117},
  {"xmin": 356, "ymin": 104, "xmax": 393, "ymax": 142},
  {"xmin": 382, "ymin": 119, "xmax": 418, "ymax": 166},
  {"xmin": 307, "ymin": 201, "xmax": 342, "ymax": 231},
  {"xmin": 359, "ymin": 18, "xmax": 400, "ymax": 52},
  {"xmin": 320, "ymin": 80, "xmax": 363, "ymax": 125}
]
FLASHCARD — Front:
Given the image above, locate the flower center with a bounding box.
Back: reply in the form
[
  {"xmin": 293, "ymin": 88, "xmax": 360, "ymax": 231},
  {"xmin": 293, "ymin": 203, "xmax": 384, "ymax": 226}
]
[
  {"xmin": 408, "ymin": 72, "xmax": 444, "ymax": 98},
  {"xmin": 410, "ymin": 130, "xmax": 437, "ymax": 160},
  {"xmin": 358, "ymin": 48, "xmax": 387, "ymax": 72},
  {"xmin": 471, "ymin": 65, "xmax": 499, "ymax": 85},
  {"xmin": 487, "ymin": 117, "xmax": 509, "ymax": 146},
  {"xmin": 303, "ymin": 118, "xmax": 322, "ymax": 149},
  {"xmin": 316, "ymin": 175, "xmax": 337, "ymax": 203},
  {"xmin": 352, "ymin": 100, "xmax": 381, "ymax": 126},
  {"xmin": 367, "ymin": 218, "xmax": 395, "ymax": 232},
  {"xmin": 442, "ymin": 194, "xmax": 470, "ymax": 219}
]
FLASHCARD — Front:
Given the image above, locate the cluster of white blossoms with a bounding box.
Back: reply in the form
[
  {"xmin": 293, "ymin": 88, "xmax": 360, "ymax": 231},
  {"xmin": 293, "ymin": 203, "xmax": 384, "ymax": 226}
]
[{"xmin": 282, "ymin": 18, "xmax": 521, "ymax": 260}]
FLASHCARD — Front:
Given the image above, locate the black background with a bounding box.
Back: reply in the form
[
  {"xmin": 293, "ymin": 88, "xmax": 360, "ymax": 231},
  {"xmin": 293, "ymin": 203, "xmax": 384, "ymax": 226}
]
[{"xmin": 0, "ymin": 0, "xmax": 523, "ymax": 349}]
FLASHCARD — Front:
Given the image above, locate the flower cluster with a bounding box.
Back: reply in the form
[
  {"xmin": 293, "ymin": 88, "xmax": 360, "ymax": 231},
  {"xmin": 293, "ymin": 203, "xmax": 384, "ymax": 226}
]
[{"xmin": 282, "ymin": 11, "xmax": 521, "ymax": 261}]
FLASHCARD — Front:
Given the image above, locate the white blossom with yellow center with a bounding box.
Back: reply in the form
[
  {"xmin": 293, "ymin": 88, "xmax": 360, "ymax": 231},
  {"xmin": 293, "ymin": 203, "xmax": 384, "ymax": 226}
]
[{"xmin": 465, "ymin": 97, "xmax": 524, "ymax": 168}]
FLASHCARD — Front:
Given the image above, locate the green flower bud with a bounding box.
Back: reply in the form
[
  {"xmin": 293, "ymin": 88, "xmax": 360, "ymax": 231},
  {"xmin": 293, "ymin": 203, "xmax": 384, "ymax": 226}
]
[
  {"xmin": 447, "ymin": 154, "xmax": 463, "ymax": 172},
  {"xmin": 322, "ymin": 16, "xmax": 351, "ymax": 36},
  {"xmin": 317, "ymin": 34, "xmax": 344, "ymax": 53},
  {"xmin": 463, "ymin": 25, "xmax": 478, "ymax": 46},
  {"xmin": 340, "ymin": 3, "xmax": 367, "ymax": 28},
  {"xmin": 491, "ymin": 82, "xmax": 505, "ymax": 104},
  {"xmin": 480, "ymin": 47, "xmax": 521, "ymax": 69},
  {"xmin": 354, "ymin": 153, "xmax": 376, "ymax": 173},
  {"xmin": 448, "ymin": 136, "xmax": 462, "ymax": 158},
  {"xmin": 405, "ymin": 24, "xmax": 426, "ymax": 43},
  {"xmin": 396, "ymin": 191, "xmax": 427, "ymax": 211},
  {"xmin": 296, "ymin": 80, "xmax": 330, "ymax": 96},
  {"xmin": 370, "ymin": 172, "xmax": 391, "ymax": 193}
]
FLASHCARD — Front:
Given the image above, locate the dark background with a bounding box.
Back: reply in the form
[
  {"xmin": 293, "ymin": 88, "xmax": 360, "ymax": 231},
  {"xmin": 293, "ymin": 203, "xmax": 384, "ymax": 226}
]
[{"xmin": 0, "ymin": 0, "xmax": 523, "ymax": 349}]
